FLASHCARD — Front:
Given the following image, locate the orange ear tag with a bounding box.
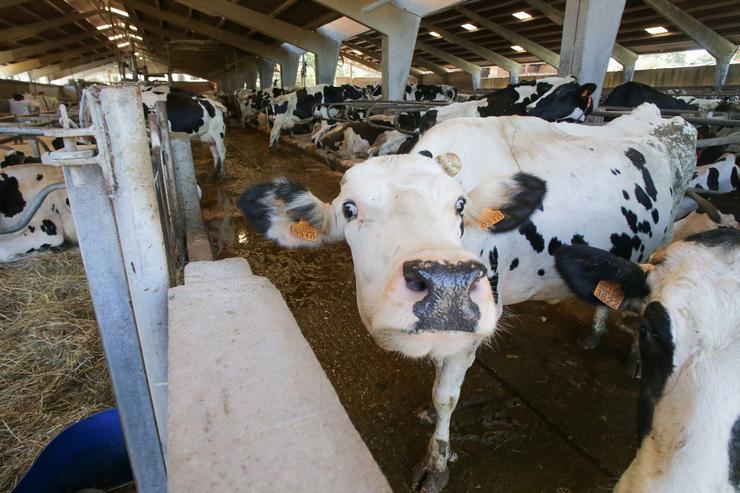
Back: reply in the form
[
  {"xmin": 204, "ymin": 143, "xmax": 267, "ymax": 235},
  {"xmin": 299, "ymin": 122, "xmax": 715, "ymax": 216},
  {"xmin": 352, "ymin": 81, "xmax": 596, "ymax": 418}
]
[
  {"xmin": 290, "ymin": 220, "xmax": 319, "ymax": 242},
  {"xmin": 477, "ymin": 208, "xmax": 506, "ymax": 229},
  {"xmin": 593, "ymin": 280, "xmax": 624, "ymax": 310}
]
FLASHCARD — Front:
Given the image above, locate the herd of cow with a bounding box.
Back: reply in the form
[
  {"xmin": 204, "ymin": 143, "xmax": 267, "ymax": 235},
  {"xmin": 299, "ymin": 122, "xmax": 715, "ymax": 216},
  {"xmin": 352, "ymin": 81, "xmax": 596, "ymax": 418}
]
[{"xmin": 1, "ymin": 77, "xmax": 739, "ymax": 492}]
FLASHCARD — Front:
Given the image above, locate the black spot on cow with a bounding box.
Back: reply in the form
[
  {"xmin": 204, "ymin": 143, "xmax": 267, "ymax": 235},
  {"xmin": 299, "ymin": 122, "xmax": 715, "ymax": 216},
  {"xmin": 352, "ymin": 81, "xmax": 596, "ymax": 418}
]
[
  {"xmin": 547, "ymin": 237, "xmax": 563, "ymax": 255},
  {"xmin": 622, "ymin": 190, "xmax": 629, "ymax": 200},
  {"xmin": 488, "ymin": 247, "xmax": 499, "ymax": 304},
  {"xmin": 40, "ymin": 219, "xmax": 57, "ymax": 236},
  {"xmin": 729, "ymin": 416, "xmax": 740, "ymax": 487},
  {"xmin": 509, "ymin": 258, "xmax": 519, "ymax": 270},
  {"xmin": 669, "ymin": 186, "xmax": 673, "ymax": 195},
  {"xmin": 652, "ymin": 209, "xmax": 659, "ymax": 224},
  {"xmin": 634, "ymin": 184, "xmax": 653, "ymax": 210},
  {"xmin": 518, "ymin": 220, "xmax": 545, "ymax": 253},
  {"xmin": 707, "ymin": 167, "xmax": 720, "ymax": 191},
  {"xmin": 65, "ymin": 198, "xmax": 70, "ymax": 206},
  {"xmin": 274, "ymin": 101, "xmax": 289, "ymax": 114},
  {"xmin": 40, "ymin": 243, "xmax": 50, "ymax": 249},
  {"xmin": 0, "ymin": 172, "xmax": 26, "ymax": 217},
  {"xmin": 418, "ymin": 150, "xmax": 433, "ymax": 158},
  {"xmin": 459, "ymin": 220, "xmax": 464, "ymax": 238},
  {"xmin": 626, "ymin": 148, "xmax": 657, "ymax": 202},
  {"xmin": 611, "ymin": 168, "xmax": 621, "ymax": 176},
  {"xmin": 571, "ymin": 234, "xmax": 588, "ymax": 246},
  {"xmin": 610, "ymin": 232, "xmax": 634, "ymax": 259},
  {"xmin": 685, "ymin": 228, "xmax": 740, "ymax": 249},
  {"xmin": 537, "ymin": 268, "xmax": 545, "ymax": 276},
  {"xmin": 26, "ymin": 248, "xmax": 35, "ymax": 253},
  {"xmin": 636, "ymin": 302, "xmax": 674, "ymax": 443},
  {"xmin": 200, "ymin": 99, "xmax": 216, "ymax": 118},
  {"xmin": 731, "ymin": 166, "xmax": 739, "ymax": 189},
  {"xmin": 622, "ymin": 207, "xmax": 639, "ymax": 233},
  {"xmin": 219, "ymin": 132, "xmax": 224, "ymax": 139},
  {"xmin": 166, "ymin": 93, "xmax": 205, "ymax": 134},
  {"xmin": 28, "ymin": 225, "xmax": 35, "ymax": 232},
  {"xmin": 36, "ymin": 174, "xmax": 43, "ymax": 181},
  {"xmin": 625, "ymin": 147, "xmax": 646, "ymax": 169}
]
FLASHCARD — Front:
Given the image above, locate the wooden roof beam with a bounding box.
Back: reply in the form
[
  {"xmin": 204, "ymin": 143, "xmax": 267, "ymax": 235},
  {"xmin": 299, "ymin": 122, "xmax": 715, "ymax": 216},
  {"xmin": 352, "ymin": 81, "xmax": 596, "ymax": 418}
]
[{"xmin": 0, "ymin": 9, "xmax": 101, "ymax": 42}]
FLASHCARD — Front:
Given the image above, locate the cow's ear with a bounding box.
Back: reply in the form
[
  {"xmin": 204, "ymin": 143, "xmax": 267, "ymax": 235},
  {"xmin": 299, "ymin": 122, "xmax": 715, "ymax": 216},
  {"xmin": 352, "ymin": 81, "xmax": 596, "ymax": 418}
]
[
  {"xmin": 555, "ymin": 245, "xmax": 650, "ymax": 309},
  {"xmin": 580, "ymin": 83, "xmax": 597, "ymax": 97},
  {"xmin": 237, "ymin": 179, "xmax": 344, "ymax": 248},
  {"xmin": 466, "ymin": 172, "xmax": 546, "ymax": 233}
]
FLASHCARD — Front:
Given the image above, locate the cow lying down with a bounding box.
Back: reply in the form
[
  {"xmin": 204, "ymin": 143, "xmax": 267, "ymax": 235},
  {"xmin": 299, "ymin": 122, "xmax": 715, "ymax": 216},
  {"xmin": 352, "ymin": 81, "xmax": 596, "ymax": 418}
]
[
  {"xmin": 0, "ymin": 164, "xmax": 75, "ymax": 262},
  {"xmin": 238, "ymin": 103, "xmax": 695, "ymax": 492},
  {"xmin": 556, "ymin": 229, "xmax": 740, "ymax": 493}
]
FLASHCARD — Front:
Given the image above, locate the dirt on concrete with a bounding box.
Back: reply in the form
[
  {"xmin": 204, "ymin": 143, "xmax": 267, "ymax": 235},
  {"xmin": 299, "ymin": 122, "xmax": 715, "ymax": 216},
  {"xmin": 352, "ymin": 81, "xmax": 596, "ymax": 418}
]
[{"xmin": 195, "ymin": 127, "xmax": 640, "ymax": 493}]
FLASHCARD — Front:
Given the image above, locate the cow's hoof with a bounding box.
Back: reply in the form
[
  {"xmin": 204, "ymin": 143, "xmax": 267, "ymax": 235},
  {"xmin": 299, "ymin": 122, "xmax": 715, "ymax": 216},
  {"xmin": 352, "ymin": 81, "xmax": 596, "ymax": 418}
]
[
  {"xmin": 412, "ymin": 463, "xmax": 449, "ymax": 493},
  {"xmin": 577, "ymin": 332, "xmax": 601, "ymax": 350}
]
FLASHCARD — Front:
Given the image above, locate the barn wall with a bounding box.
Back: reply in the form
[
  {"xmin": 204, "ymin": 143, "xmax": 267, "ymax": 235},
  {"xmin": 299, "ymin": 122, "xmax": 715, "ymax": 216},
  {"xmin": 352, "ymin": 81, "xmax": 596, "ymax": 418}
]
[
  {"xmin": 420, "ymin": 64, "xmax": 740, "ymax": 91},
  {"xmin": 171, "ymin": 81, "xmax": 215, "ymax": 94},
  {"xmin": 0, "ymin": 79, "xmax": 76, "ymax": 112}
]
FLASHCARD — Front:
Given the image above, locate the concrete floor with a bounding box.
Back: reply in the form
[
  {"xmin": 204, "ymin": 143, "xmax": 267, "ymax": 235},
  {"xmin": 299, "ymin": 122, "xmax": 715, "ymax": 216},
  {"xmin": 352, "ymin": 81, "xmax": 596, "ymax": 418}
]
[{"xmin": 194, "ymin": 127, "xmax": 642, "ymax": 493}]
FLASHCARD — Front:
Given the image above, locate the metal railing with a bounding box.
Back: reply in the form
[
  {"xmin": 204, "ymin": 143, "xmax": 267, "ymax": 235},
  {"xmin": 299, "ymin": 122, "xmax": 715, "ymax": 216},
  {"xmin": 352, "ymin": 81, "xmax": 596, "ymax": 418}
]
[{"xmin": 0, "ymin": 84, "xmax": 208, "ymax": 492}]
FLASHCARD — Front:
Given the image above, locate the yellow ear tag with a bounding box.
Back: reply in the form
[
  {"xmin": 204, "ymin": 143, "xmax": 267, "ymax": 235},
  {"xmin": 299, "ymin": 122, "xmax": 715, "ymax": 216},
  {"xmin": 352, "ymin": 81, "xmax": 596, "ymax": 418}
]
[
  {"xmin": 477, "ymin": 208, "xmax": 506, "ymax": 229},
  {"xmin": 290, "ymin": 220, "xmax": 319, "ymax": 242},
  {"xmin": 593, "ymin": 280, "xmax": 624, "ymax": 310}
]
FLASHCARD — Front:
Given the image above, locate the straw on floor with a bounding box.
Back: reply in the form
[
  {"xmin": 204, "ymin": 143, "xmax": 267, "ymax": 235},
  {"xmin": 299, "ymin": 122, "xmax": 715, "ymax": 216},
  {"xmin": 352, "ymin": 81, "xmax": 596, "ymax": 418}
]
[{"xmin": 0, "ymin": 248, "xmax": 113, "ymax": 492}]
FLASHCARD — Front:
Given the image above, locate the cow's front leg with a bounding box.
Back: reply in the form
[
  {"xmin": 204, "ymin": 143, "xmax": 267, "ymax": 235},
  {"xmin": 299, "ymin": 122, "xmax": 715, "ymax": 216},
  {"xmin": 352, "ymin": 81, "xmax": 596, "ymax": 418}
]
[
  {"xmin": 413, "ymin": 344, "xmax": 477, "ymax": 493},
  {"xmin": 579, "ymin": 304, "xmax": 610, "ymax": 349}
]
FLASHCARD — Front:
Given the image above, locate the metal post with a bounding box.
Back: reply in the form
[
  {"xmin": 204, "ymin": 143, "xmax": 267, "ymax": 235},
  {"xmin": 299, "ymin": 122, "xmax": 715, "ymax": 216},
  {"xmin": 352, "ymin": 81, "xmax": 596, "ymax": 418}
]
[
  {"xmin": 170, "ymin": 133, "xmax": 212, "ymax": 261},
  {"xmin": 62, "ymin": 160, "xmax": 167, "ymax": 493},
  {"xmin": 86, "ymin": 85, "xmax": 170, "ymax": 457}
]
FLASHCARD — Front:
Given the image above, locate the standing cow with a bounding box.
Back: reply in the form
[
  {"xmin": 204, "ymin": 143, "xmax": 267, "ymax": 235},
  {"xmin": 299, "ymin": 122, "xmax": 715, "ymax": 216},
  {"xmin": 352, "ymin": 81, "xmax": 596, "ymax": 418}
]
[
  {"xmin": 556, "ymin": 230, "xmax": 740, "ymax": 493},
  {"xmin": 141, "ymin": 83, "xmax": 228, "ymax": 177},
  {"xmin": 237, "ymin": 104, "xmax": 695, "ymax": 492}
]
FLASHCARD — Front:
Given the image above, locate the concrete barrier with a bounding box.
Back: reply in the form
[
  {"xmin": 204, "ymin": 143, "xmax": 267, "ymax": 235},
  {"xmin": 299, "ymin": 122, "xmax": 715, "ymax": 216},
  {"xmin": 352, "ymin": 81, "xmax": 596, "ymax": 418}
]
[{"xmin": 168, "ymin": 258, "xmax": 391, "ymax": 493}]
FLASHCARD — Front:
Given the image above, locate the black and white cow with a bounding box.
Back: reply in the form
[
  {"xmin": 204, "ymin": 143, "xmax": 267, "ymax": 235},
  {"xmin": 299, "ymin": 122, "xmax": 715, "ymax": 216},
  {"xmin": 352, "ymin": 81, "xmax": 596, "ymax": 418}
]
[
  {"xmin": 1, "ymin": 150, "xmax": 41, "ymax": 167},
  {"xmin": 604, "ymin": 81, "xmax": 695, "ymax": 111},
  {"xmin": 141, "ymin": 83, "xmax": 228, "ymax": 177},
  {"xmin": 237, "ymin": 103, "xmax": 696, "ymax": 492},
  {"xmin": 677, "ymin": 153, "xmax": 739, "ymax": 219},
  {"xmin": 0, "ymin": 164, "xmax": 75, "ymax": 262},
  {"xmin": 556, "ymin": 229, "xmax": 740, "ymax": 493},
  {"xmin": 419, "ymin": 76, "xmax": 596, "ymax": 132},
  {"xmin": 404, "ymin": 84, "xmax": 458, "ymax": 102},
  {"xmin": 236, "ymin": 87, "xmax": 285, "ymax": 127},
  {"xmin": 268, "ymin": 84, "xmax": 367, "ymax": 148}
]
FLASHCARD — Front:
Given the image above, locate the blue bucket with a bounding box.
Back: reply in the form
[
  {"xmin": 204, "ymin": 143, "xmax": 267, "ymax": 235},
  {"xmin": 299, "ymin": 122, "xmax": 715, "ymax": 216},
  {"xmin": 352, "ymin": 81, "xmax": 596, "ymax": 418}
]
[{"xmin": 12, "ymin": 408, "xmax": 133, "ymax": 493}]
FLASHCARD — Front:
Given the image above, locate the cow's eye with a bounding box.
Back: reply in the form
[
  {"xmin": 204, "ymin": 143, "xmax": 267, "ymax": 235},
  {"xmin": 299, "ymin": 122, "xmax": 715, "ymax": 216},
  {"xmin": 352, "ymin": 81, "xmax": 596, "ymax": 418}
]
[
  {"xmin": 455, "ymin": 197, "xmax": 466, "ymax": 214},
  {"xmin": 342, "ymin": 200, "xmax": 358, "ymax": 220}
]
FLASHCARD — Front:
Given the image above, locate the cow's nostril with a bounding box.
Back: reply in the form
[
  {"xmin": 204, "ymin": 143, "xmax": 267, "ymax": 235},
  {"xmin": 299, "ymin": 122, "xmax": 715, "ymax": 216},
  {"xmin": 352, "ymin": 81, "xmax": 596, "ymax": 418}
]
[{"xmin": 404, "ymin": 270, "xmax": 427, "ymax": 292}]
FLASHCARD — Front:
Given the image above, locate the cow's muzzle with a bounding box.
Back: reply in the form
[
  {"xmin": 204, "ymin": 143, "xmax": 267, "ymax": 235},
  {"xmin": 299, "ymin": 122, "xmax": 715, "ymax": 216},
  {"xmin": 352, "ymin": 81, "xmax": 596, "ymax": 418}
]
[{"xmin": 403, "ymin": 259, "xmax": 487, "ymax": 332}]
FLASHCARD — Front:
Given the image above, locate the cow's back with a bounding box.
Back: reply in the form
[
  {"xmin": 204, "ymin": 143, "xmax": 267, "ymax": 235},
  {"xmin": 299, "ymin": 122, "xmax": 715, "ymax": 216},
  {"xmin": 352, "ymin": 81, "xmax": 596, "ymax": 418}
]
[{"xmin": 413, "ymin": 105, "xmax": 696, "ymax": 304}]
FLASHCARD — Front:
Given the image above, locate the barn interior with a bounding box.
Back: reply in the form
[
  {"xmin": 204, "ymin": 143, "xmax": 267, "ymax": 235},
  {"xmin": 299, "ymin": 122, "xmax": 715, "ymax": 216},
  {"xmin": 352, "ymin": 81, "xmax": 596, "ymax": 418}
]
[{"xmin": 1, "ymin": 1, "xmax": 739, "ymax": 493}]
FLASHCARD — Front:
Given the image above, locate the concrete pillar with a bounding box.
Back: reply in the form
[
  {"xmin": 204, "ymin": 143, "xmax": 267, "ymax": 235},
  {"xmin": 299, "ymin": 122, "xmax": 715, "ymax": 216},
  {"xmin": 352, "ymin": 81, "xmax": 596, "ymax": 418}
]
[
  {"xmin": 559, "ymin": 0, "xmax": 626, "ymax": 106},
  {"xmin": 314, "ymin": 41, "xmax": 340, "ymax": 85},
  {"xmin": 258, "ymin": 58, "xmax": 275, "ymax": 89},
  {"xmin": 382, "ymin": 28, "xmax": 419, "ymax": 100},
  {"xmin": 622, "ymin": 61, "xmax": 635, "ymax": 82},
  {"xmin": 715, "ymin": 55, "xmax": 733, "ymax": 89},
  {"xmin": 471, "ymin": 71, "xmax": 481, "ymax": 91},
  {"xmin": 280, "ymin": 53, "xmax": 299, "ymax": 88}
]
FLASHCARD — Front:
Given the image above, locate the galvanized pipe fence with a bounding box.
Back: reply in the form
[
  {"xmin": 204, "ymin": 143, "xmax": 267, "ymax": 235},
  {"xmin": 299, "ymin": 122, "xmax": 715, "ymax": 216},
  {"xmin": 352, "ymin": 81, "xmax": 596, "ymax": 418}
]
[{"xmin": 0, "ymin": 84, "xmax": 209, "ymax": 492}]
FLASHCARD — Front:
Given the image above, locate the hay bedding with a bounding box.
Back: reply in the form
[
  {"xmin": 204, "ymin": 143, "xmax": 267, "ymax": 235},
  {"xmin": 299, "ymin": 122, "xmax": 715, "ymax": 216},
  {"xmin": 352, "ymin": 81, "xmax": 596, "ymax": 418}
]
[{"xmin": 0, "ymin": 248, "xmax": 113, "ymax": 492}]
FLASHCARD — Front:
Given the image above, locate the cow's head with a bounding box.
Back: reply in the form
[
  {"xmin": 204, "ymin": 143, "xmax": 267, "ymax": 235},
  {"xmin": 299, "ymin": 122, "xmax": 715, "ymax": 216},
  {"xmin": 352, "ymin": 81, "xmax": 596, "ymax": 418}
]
[
  {"xmin": 526, "ymin": 81, "xmax": 596, "ymax": 122},
  {"xmin": 555, "ymin": 229, "xmax": 740, "ymax": 493},
  {"xmin": 239, "ymin": 152, "xmax": 545, "ymax": 358}
]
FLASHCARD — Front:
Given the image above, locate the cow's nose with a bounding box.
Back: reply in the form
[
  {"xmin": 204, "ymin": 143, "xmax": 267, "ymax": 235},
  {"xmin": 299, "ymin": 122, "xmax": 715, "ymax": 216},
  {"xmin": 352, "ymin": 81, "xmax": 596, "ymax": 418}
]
[{"xmin": 403, "ymin": 260, "xmax": 487, "ymax": 332}]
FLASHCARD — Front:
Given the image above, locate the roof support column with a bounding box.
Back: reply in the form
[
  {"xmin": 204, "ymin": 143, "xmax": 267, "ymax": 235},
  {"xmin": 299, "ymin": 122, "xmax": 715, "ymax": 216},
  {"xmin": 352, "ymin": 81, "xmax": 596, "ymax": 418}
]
[
  {"xmin": 641, "ymin": 0, "xmax": 738, "ymax": 89},
  {"xmin": 312, "ymin": 0, "xmax": 420, "ymax": 99},
  {"xmin": 314, "ymin": 43, "xmax": 340, "ymax": 85},
  {"xmin": 258, "ymin": 58, "xmax": 276, "ymax": 89},
  {"xmin": 382, "ymin": 29, "xmax": 419, "ymax": 99},
  {"xmin": 280, "ymin": 53, "xmax": 299, "ymax": 88},
  {"xmin": 242, "ymin": 58, "xmax": 259, "ymax": 89},
  {"xmin": 559, "ymin": 0, "xmax": 626, "ymax": 105}
]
